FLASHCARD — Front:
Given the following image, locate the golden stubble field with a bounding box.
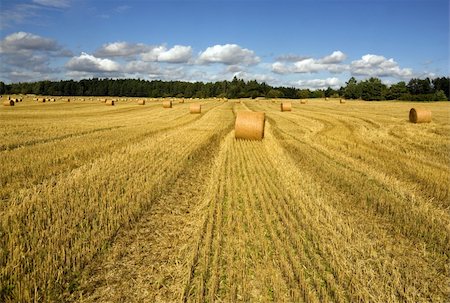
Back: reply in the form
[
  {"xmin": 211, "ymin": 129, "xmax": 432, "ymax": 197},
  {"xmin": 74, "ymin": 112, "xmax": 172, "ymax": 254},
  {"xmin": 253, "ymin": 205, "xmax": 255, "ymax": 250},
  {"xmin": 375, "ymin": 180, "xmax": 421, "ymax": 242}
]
[{"xmin": 0, "ymin": 96, "xmax": 449, "ymax": 302}]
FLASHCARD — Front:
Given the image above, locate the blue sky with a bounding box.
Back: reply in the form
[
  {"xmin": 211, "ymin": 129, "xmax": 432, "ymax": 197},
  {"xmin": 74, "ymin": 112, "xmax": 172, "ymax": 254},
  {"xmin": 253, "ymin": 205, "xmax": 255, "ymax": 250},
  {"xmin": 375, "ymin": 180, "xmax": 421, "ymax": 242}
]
[{"xmin": 0, "ymin": 0, "xmax": 448, "ymax": 89}]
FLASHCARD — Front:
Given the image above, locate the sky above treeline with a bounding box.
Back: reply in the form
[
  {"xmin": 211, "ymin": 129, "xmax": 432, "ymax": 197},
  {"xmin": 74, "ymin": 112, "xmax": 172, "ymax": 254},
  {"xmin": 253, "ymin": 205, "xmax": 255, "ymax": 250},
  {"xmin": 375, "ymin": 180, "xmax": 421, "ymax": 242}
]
[{"xmin": 0, "ymin": 0, "xmax": 448, "ymax": 89}]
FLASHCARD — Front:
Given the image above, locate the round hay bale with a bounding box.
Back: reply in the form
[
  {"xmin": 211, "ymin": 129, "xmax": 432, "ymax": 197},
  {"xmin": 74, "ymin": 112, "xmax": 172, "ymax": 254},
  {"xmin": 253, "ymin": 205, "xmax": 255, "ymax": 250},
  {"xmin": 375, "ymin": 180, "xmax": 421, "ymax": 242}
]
[
  {"xmin": 235, "ymin": 111, "xmax": 265, "ymax": 140},
  {"xmin": 163, "ymin": 100, "xmax": 172, "ymax": 108},
  {"xmin": 106, "ymin": 100, "xmax": 115, "ymax": 106},
  {"xmin": 179, "ymin": 99, "xmax": 184, "ymax": 103},
  {"xmin": 340, "ymin": 99, "xmax": 346, "ymax": 104},
  {"xmin": 3, "ymin": 100, "xmax": 15, "ymax": 106},
  {"xmin": 38, "ymin": 98, "xmax": 46, "ymax": 103},
  {"xmin": 325, "ymin": 97, "xmax": 329, "ymax": 101},
  {"xmin": 50, "ymin": 98, "xmax": 56, "ymax": 102},
  {"xmin": 280, "ymin": 102, "xmax": 292, "ymax": 111},
  {"xmin": 300, "ymin": 100, "xmax": 307, "ymax": 104},
  {"xmin": 409, "ymin": 108, "xmax": 431, "ymax": 123},
  {"xmin": 137, "ymin": 100, "xmax": 145, "ymax": 105},
  {"xmin": 190, "ymin": 103, "xmax": 201, "ymax": 114},
  {"xmin": 14, "ymin": 98, "xmax": 19, "ymax": 103}
]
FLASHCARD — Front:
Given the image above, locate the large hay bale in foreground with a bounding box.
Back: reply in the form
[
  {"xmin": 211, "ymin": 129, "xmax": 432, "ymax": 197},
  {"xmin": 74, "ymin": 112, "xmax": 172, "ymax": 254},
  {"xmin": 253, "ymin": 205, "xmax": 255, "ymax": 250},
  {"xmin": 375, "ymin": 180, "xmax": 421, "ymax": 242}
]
[
  {"xmin": 3, "ymin": 100, "xmax": 14, "ymax": 106},
  {"xmin": 281, "ymin": 102, "xmax": 292, "ymax": 111},
  {"xmin": 106, "ymin": 100, "xmax": 115, "ymax": 106},
  {"xmin": 409, "ymin": 108, "xmax": 431, "ymax": 123},
  {"xmin": 190, "ymin": 103, "xmax": 201, "ymax": 114},
  {"xmin": 235, "ymin": 111, "xmax": 265, "ymax": 141},
  {"xmin": 163, "ymin": 100, "xmax": 172, "ymax": 108},
  {"xmin": 137, "ymin": 100, "xmax": 145, "ymax": 105}
]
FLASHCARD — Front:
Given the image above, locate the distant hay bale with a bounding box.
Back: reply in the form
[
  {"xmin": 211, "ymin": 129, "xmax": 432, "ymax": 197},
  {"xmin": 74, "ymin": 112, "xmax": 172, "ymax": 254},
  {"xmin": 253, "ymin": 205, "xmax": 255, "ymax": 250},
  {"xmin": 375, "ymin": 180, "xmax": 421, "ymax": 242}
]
[
  {"xmin": 137, "ymin": 100, "xmax": 145, "ymax": 105},
  {"xmin": 409, "ymin": 108, "xmax": 431, "ymax": 123},
  {"xmin": 14, "ymin": 98, "xmax": 19, "ymax": 103},
  {"xmin": 179, "ymin": 99, "xmax": 184, "ymax": 103},
  {"xmin": 235, "ymin": 111, "xmax": 265, "ymax": 141},
  {"xmin": 340, "ymin": 99, "xmax": 346, "ymax": 104},
  {"xmin": 325, "ymin": 97, "xmax": 329, "ymax": 101},
  {"xmin": 190, "ymin": 103, "xmax": 201, "ymax": 114},
  {"xmin": 300, "ymin": 100, "xmax": 307, "ymax": 104},
  {"xmin": 106, "ymin": 100, "xmax": 115, "ymax": 106},
  {"xmin": 280, "ymin": 102, "xmax": 292, "ymax": 111},
  {"xmin": 163, "ymin": 100, "xmax": 172, "ymax": 108},
  {"xmin": 38, "ymin": 98, "xmax": 46, "ymax": 103},
  {"xmin": 3, "ymin": 100, "xmax": 14, "ymax": 106},
  {"xmin": 50, "ymin": 98, "xmax": 56, "ymax": 102},
  {"xmin": 33, "ymin": 98, "xmax": 38, "ymax": 101},
  {"xmin": 66, "ymin": 98, "xmax": 71, "ymax": 102}
]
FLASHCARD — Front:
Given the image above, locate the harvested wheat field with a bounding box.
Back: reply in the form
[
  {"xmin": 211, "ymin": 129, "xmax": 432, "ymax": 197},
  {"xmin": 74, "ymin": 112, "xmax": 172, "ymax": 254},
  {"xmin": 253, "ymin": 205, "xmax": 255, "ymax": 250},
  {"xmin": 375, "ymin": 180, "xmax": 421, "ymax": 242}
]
[{"xmin": 0, "ymin": 97, "xmax": 449, "ymax": 302}]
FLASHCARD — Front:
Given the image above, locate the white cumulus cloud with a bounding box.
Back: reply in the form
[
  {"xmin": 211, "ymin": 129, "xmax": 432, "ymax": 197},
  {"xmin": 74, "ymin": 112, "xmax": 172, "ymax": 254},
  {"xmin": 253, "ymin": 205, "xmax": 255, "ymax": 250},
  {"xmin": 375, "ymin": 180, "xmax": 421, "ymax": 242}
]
[
  {"xmin": 66, "ymin": 52, "xmax": 120, "ymax": 72},
  {"xmin": 95, "ymin": 42, "xmax": 150, "ymax": 57},
  {"xmin": 350, "ymin": 54, "xmax": 413, "ymax": 78},
  {"xmin": 272, "ymin": 50, "xmax": 347, "ymax": 74},
  {"xmin": 0, "ymin": 31, "xmax": 59, "ymax": 53},
  {"xmin": 198, "ymin": 44, "xmax": 260, "ymax": 65},
  {"xmin": 294, "ymin": 77, "xmax": 343, "ymax": 89},
  {"xmin": 157, "ymin": 45, "xmax": 192, "ymax": 63},
  {"xmin": 141, "ymin": 45, "xmax": 192, "ymax": 63},
  {"xmin": 319, "ymin": 50, "xmax": 347, "ymax": 64}
]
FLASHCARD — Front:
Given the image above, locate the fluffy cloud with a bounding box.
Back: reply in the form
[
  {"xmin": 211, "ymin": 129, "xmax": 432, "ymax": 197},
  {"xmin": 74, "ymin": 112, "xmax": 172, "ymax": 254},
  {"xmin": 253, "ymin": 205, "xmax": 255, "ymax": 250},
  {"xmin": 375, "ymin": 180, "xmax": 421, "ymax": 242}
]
[
  {"xmin": 350, "ymin": 54, "xmax": 413, "ymax": 78},
  {"xmin": 272, "ymin": 50, "xmax": 347, "ymax": 74},
  {"xmin": 294, "ymin": 77, "xmax": 343, "ymax": 89},
  {"xmin": 156, "ymin": 45, "xmax": 192, "ymax": 63},
  {"xmin": 319, "ymin": 50, "xmax": 346, "ymax": 64},
  {"xmin": 95, "ymin": 42, "xmax": 192, "ymax": 63},
  {"xmin": 66, "ymin": 52, "xmax": 120, "ymax": 72},
  {"xmin": 95, "ymin": 42, "xmax": 150, "ymax": 57},
  {"xmin": 141, "ymin": 45, "xmax": 192, "ymax": 63},
  {"xmin": 0, "ymin": 32, "xmax": 71, "ymax": 82},
  {"xmin": 198, "ymin": 44, "xmax": 260, "ymax": 65},
  {"xmin": 0, "ymin": 32, "xmax": 60, "ymax": 53}
]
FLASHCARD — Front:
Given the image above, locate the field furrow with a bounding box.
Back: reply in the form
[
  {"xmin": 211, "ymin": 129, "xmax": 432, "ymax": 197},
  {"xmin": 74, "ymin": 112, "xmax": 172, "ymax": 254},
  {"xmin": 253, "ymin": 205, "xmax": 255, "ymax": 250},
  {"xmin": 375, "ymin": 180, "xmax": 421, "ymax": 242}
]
[{"xmin": 0, "ymin": 102, "xmax": 233, "ymax": 302}]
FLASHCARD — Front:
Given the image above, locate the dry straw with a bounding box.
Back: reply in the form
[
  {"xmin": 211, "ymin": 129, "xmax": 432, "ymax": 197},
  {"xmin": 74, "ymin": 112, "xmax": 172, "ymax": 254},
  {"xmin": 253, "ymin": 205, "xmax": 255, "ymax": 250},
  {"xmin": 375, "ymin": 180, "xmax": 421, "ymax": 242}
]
[
  {"xmin": 281, "ymin": 102, "xmax": 292, "ymax": 111},
  {"xmin": 190, "ymin": 103, "xmax": 201, "ymax": 114},
  {"xmin": 409, "ymin": 108, "xmax": 432, "ymax": 123},
  {"xmin": 3, "ymin": 100, "xmax": 14, "ymax": 106},
  {"xmin": 163, "ymin": 100, "xmax": 172, "ymax": 108},
  {"xmin": 235, "ymin": 111, "xmax": 265, "ymax": 140},
  {"xmin": 106, "ymin": 100, "xmax": 115, "ymax": 106},
  {"xmin": 137, "ymin": 100, "xmax": 146, "ymax": 105}
]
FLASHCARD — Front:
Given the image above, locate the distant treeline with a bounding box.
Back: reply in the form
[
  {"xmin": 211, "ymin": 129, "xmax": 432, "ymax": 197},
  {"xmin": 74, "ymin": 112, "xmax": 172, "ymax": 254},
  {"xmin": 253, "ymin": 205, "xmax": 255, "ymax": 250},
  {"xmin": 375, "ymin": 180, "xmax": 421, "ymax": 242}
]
[{"xmin": 0, "ymin": 76, "xmax": 448, "ymax": 101}]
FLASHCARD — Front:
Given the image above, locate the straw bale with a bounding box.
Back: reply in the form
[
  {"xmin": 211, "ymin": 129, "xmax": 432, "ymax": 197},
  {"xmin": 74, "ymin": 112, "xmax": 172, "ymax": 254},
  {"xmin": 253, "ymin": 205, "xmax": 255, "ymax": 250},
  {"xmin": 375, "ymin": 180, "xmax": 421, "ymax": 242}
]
[
  {"xmin": 190, "ymin": 103, "xmax": 201, "ymax": 114},
  {"xmin": 235, "ymin": 111, "xmax": 265, "ymax": 140},
  {"xmin": 163, "ymin": 100, "xmax": 172, "ymax": 108},
  {"xmin": 3, "ymin": 100, "xmax": 14, "ymax": 106},
  {"xmin": 281, "ymin": 102, "xmax": 292, "ymax": 111},
  {"xmin": 409, "ymin": 108, "xmax": 431, "ymax": 123}
]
